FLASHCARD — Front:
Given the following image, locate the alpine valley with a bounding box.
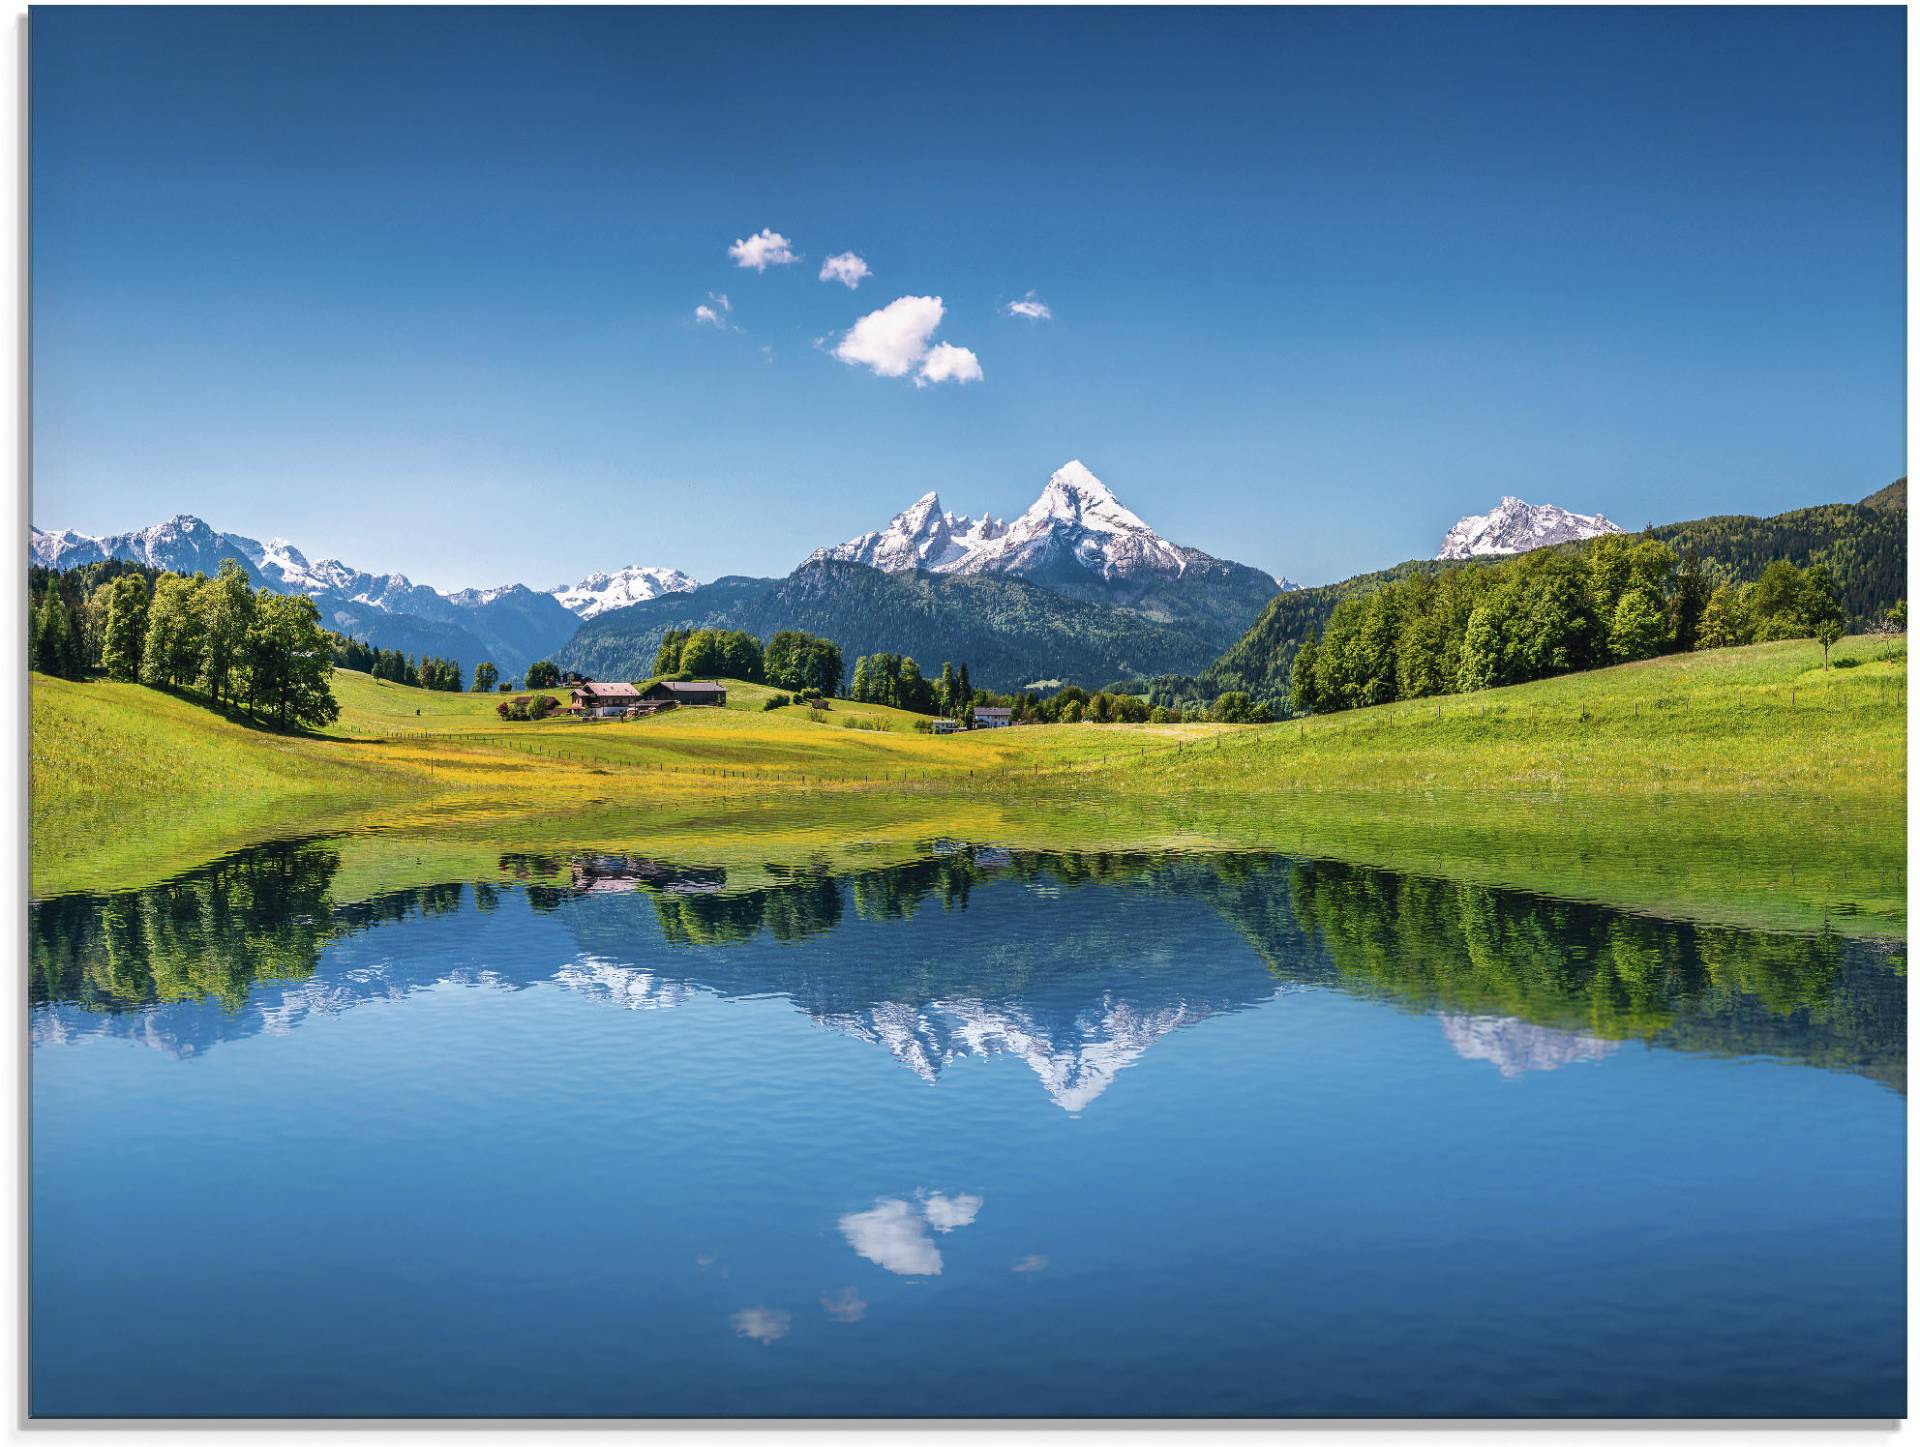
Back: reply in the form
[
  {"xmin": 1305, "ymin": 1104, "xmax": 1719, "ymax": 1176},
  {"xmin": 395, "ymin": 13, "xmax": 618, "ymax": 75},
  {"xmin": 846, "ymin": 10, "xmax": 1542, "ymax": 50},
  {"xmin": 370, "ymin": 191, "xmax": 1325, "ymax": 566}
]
[
  {"xmin": 29, "ymin": 465, "xmax": 1907, "ymax": 699},
  {"xmin": 33, "ymin": 461, "xmax": 1300, "ymax": 691}
]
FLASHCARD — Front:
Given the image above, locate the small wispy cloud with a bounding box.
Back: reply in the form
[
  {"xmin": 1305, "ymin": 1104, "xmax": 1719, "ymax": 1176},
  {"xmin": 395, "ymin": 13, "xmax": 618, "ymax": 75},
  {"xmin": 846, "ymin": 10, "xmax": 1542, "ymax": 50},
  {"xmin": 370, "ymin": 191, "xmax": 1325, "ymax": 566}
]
[
  {"xmin": 730, "ymin": 1306, "xmax": 791, "ymax": 1344},
  {"xmin": 820, "ymin": 1288, "xmax": 867, "ymax": 1323},
  {"xmin": 728, "ymin": 227, "xmax": 798, "ymax": 271},
  {"xmin": 916, "ymin": 342, "xmax": 983, "ymax": 388},
  {"xmin": 920, "ymin": 1191, "xmax": 984, "ymax": 1231},
  {"xmin": 819, "ymin": 252, "xmax": 872, "ymax": 289},
  {"xmin": 693, "ymin": 292, "xmax": 735, "ymax": 329},
  {"xmin": 1004, "ymin": 291, "xmax": 1052, "ymax": 321}
]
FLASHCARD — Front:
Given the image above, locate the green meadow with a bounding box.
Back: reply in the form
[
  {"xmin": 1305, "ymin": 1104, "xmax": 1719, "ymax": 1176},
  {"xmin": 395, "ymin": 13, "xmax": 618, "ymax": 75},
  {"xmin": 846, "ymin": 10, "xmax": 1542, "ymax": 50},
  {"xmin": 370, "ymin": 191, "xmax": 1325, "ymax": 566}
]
[{"xmin": 31, "ymin": 636, "xmax": 1905, "ymax": 938}]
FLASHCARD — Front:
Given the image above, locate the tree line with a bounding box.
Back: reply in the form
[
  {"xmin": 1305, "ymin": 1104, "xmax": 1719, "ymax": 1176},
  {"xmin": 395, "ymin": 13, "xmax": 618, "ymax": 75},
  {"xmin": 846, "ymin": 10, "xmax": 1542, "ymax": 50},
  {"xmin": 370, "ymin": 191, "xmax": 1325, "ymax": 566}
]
[
  {"xmin": 847, "ymin": 654, "xmax": 1272, "ymax": 725},
  {"xmin": 1289, "ymin": 536, "xmax": 1855, "ymax": 716},
  {"xmin": 29, "ymin": 559, "xmax": 160, "ymax": 680},
  {"xmin": 328, "ymin": 636, "xmax": 474, "ymax": 692},
  {"xmin": 848, "ymin": 653, "xmax": 954, "ymax": 715},
  {"xmin": 1203, "ymin": 490, "xmax": 1907, "ymax": 709},
  {"xmin": 982, "ymin": 683, "xmax": 1269, "ymax": 725},
  {"xmin": 653, "ymin": 627, "xmax": 846, "ymax": 697},
  {"xmin": 32, "ymin": 559, "xmax": 339, "ymax": 730},
  {"xmin": 653, "ymin": 627, "xmax": 766, "ymax": 683}
]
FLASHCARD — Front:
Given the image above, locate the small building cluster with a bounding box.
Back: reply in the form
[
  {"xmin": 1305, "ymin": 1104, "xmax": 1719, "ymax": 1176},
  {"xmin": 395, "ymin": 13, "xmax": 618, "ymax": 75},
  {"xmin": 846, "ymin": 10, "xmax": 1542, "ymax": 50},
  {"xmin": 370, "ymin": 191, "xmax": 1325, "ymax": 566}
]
[
  {"xmin": 932, "ymin": 706, "xmax": 1011, "ymax": 734},
  {"xmin": 567, "ymin": 679, "xmax": 728, "ymax": 719}
]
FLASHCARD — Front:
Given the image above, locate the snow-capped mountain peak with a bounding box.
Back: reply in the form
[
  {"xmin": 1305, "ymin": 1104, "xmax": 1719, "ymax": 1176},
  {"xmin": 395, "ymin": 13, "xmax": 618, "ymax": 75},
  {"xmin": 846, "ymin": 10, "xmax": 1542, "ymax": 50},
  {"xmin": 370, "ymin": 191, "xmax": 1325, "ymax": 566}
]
[
  {"xmin": 976, "ymin": 460, "xmax": 1187, "ymax": 579},
  {"xmin": 805, "ymin": 459, "xmax": 1204, "ymax": 584},
  {"xmin": 1032, "ymin": 459, "xmax": 1129, "ymax": 522},
  {"xmin": 549, "ymin": 563, "xmax": 699, "ymax": 620},
  {"xmin": 1437, "ymin": 497, "xmax": 1621, "ymax": 560},
  {"xmin": 805, "ymin": 491, "xmax": 1007, "ymax": 573}
]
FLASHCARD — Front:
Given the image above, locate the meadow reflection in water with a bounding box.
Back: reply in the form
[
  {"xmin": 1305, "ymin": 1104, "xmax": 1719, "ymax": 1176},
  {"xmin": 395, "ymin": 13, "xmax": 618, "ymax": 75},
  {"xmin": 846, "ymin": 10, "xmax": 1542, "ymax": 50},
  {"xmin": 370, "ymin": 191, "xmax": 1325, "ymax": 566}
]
[{"xmin": 29, "ymin": 837, "xmax": 1906, "ymax": 1094}]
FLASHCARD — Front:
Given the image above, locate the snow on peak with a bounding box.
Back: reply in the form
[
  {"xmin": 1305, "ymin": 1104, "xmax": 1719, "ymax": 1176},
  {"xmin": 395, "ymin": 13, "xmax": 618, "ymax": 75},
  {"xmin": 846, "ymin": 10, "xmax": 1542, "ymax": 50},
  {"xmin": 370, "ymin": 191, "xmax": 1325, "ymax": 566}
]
[
  {"xmin": 550, "ymin": 563, "xmax": 699, "ymax": 619},
  {"xmin": 1440, "ymin": 1014, "xmax": 1622, "ymax": 1078},
  {"xmin": 806, "ymin": 459, "xmax": 1192, "ymax": 582},
  {"xmin": 1022, "ymin": 460, "xmax": 1157, "ymax": 537},
  {"xmin": 805, "ymin": 490, "xmax": 1005, "ymax": 573},
  {"xmin": 1437, "ymin": 496, "xmax": 1622, "ymax": 561},
  {"xmin": 1050, "ymin": 458, "xmax": 1106, "ymax": 493},
  {"xmin": 32, "ymin": 514, "xmax": 259, "ymax": 576},
  {"xmin": 962, "ymin": 460, "xmax": 1187, "ymax": 580},
  {"xmin": 827, "ymin": 993, "xmax": 1219, "ymax": 1111}
]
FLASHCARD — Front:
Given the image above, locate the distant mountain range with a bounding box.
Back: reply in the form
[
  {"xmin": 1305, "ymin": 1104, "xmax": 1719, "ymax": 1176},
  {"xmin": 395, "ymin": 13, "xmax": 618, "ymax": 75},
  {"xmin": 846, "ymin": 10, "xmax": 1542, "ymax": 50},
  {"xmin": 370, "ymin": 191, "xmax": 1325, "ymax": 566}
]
[
  {"xmin": 31, "ymin": 460, "xmax": 1292, "ymax": 688},
  {"xmin": 30, "ymin": 515, "xmax": 695, "ymax": 678},
  {"xmin": 1437, "ymin": 497, "xmax": 1622, "ymax": 560},
  {"xmin": 36, "ymin": 469, "xmax": 1894, "ymax": 697}
]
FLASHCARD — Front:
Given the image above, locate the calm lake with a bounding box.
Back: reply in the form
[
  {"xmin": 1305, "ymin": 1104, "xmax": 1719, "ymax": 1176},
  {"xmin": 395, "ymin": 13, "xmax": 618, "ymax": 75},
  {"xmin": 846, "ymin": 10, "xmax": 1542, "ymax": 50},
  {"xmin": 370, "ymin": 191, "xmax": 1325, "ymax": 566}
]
[{"xmin": 29, "ymin": 839, "xmax": 1907, "ymax": 1418}]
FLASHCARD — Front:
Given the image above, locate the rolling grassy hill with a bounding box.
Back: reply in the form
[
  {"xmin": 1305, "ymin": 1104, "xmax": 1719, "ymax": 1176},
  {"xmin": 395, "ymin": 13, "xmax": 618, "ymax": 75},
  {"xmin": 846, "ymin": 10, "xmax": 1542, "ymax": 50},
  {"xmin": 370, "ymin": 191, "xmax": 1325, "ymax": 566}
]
[{"xmin": 32, "ymin": 637, "xmax": 1905, "ymax": 935}]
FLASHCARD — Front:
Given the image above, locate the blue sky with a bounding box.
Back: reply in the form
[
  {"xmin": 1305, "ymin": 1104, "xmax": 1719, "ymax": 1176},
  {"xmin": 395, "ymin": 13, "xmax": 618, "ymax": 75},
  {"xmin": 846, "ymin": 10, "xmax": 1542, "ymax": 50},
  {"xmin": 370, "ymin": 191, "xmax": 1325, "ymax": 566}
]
[{"xmin": 31, "ymin": 6, "xmax": 1906, "ymax": 591}]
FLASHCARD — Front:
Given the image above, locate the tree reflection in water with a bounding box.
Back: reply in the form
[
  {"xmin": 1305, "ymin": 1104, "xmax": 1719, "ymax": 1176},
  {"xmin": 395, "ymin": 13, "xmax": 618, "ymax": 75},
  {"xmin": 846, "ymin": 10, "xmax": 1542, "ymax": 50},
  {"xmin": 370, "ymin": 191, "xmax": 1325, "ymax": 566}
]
[{"xmin": 29, "ymin": 839, "xmax": 1905, "ymax": 1090}]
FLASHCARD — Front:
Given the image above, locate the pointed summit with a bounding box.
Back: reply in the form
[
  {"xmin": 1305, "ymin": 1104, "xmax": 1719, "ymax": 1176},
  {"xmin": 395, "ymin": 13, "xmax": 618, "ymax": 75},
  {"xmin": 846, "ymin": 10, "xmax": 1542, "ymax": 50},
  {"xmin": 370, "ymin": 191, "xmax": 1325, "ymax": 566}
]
[
  {"xmin": 805, "ymin": 489, "xmax": 987, "ymax": 572},
  {"xmin": 1012, "ymin": 460, "xmax": 1162, "ymax": 543},
  {"xmin": 1049, "ymin": 459, "xmax": 1109, "ymax": 494}
]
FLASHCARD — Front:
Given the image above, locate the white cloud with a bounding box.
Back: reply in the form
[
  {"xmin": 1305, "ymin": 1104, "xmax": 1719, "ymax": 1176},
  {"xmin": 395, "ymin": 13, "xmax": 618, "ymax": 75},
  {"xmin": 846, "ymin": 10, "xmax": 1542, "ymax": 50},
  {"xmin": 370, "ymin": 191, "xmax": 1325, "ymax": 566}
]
[
  {"xmin": 834, "ymin": 295, "xmax": 982, "ymax": 386},
  {"xmin": 837, "ymin": 1191, "xmax": 985, "ymax": 1276},
  {"xmin": 920, "ymin": 1190, "xmax": 983, "ymax": 1231},
  {"xmin": 834, "ymin": 294, "xmax": 946, "ymax": 378},
  {"xmin": 819, "ymin": 252, "xmax": 872, "ymax": 289},
  {"xmin": 694, "ymin": 292, "xmax": 735, "ymax": 329},
  {"xmin": 840, "ymin": 1198, "xmax": 942, "ymax": 1275},
  {"xmin": 1011, "ymin": 1255, "xmax": 1049, "ymax": 1273},
  {"xmin": 820, "ymin": 1287, "xmax": 867, "ymax": 1323},
  {"xmin": 1004, "ymin": 291, "xmax": 1052, "ymax": 321},
  {"xmin": 915, "ymin": 343, "xmax": 983, "ymax": 388},
  {"xmin": 728, "ymin": 227, "xmax": 798, "ymax": 271},
  {"xmin": 730, "ymin": 1306, "xmax": 791, "ymax": 1344}
]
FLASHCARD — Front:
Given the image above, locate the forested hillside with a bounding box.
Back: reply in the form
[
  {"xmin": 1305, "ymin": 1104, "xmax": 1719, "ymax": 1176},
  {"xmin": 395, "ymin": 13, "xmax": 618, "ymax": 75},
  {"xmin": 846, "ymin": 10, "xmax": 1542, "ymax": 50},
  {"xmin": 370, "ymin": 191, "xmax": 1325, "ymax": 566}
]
[
  {"xmin": 1204, "ymin": 485, "xmax": 1907, "ymax": 705},
  {"xmin": 555, "ymin": 559, "xmax": 1218, "ymax": 689},
  {"xmin": 996, "ymin": 547, "xmax": 1281, "ymax": 655}
]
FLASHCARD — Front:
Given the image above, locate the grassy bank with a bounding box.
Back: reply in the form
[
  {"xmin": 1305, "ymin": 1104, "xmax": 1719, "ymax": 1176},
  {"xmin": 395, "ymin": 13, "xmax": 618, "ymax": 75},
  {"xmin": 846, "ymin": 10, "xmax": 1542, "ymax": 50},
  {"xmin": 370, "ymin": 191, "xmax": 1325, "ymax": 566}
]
[{"xmin": 31, "ymin": 637, "xmax": 1906, "ymax": 935}]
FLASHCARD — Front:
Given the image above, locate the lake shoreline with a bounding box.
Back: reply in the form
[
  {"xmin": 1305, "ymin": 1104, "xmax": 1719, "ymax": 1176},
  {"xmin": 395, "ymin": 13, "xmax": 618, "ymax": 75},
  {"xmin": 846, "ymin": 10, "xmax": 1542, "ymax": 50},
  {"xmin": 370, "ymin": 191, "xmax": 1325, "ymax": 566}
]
[{"xmin": 31, "ymin": 636, "xmax": 1906, "ymax": 939}]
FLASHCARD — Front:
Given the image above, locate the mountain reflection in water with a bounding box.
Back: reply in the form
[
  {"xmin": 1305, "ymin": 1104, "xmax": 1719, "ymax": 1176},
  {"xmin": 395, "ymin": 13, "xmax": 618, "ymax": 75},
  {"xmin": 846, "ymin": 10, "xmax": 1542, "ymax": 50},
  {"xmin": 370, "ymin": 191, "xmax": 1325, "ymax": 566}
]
[
  {"xmin": 29, "ymin": 837, "xmax": 1906, "ymax": 1099},
  {"xmin": 29, "ymin": 835, "xmax": 1908, "ymax": 1418}
]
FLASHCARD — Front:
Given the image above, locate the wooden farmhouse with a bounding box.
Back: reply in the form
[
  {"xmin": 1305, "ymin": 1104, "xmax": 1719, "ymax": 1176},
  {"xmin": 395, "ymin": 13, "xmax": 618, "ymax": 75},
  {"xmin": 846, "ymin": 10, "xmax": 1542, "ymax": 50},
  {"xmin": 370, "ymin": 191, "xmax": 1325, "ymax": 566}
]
[{"xmin": 642, "ymin": 680, "xmax": 728, "ymax": 707}]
